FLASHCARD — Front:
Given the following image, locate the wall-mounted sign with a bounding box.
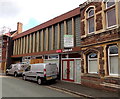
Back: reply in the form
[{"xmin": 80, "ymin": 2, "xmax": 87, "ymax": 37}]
[
  {"xmin": 64, "ymin": 35, "xmax": 74, "ymax": 48},
  {"xmin": 62, "ymin": 49, "xmax": 73, "ymax": 53},
  {"xmin": 56, "ymin": 49, "xmax": 62, "ymax": 53}
]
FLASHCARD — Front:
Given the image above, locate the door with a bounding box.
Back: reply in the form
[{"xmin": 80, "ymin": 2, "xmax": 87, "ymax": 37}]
[
  {"xmin": 62, "ymin": 59, "xmax": 74, "ymax": 82},
  {"xmin": 75, "ymin": 59, "xmax": 81, "ymax": 83}
]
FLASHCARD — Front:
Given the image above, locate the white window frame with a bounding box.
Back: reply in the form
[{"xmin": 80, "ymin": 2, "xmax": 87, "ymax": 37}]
[
  {"xmin": 108, "ymin": 45, "xmax": 118, "ymax": 76},
  {"xmin": 87, "ymin": 8, "xmax": 95, "ymax": 34},
  {"xmin": 106, "ymin": 0, "xmax": 117, "ymax": 29},
  {"xmin": 88, "ymin": 53, "xmax": 98, "ymax": 74}
]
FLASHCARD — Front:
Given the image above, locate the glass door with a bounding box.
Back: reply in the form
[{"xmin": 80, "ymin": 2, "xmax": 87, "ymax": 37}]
[{"xmin": 62, "ymin": 59, "xmax": 74, "ymax": 82}]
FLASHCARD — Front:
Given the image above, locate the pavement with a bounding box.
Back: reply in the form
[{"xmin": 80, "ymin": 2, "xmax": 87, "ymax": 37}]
[{"xmin": 49, "ymin": 80, "xmax": 120, "ymax": 99}]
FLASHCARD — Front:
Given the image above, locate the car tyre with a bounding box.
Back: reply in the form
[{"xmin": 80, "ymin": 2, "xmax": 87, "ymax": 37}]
[{"xmin": 37, "ymin": 78, "xmax": 42, "ymax": 85}]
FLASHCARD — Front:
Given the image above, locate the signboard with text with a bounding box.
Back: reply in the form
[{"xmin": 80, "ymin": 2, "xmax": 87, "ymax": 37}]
[{"xmin": 64, "ymin": 35, "xmax": 74, "ymax": 48}]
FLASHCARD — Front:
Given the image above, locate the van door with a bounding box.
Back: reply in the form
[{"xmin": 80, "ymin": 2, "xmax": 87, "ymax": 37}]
[{"xmin": 25, "ymin": 66, "xmax": 32, "ymax": 80}]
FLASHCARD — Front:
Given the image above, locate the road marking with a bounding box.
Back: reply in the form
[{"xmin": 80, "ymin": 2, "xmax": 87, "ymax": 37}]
[{"xmin": 45, "ymin": 86, "xmax": 81, "ymax": 97}]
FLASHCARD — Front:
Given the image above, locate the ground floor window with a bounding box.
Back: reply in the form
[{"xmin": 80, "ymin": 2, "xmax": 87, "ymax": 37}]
[
  {"xmin": 88, "ymin": 53, "xmax": 98, "ymax": 74},
  {"xmin": 108, "ymin": 45, "xmax": 118, "ymax": 75}
]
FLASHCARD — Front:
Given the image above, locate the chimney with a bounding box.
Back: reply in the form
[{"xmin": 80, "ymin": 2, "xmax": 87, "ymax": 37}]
[{"xmin": 17, "ymin": 22, "xmax": 23, "ymax": 34}]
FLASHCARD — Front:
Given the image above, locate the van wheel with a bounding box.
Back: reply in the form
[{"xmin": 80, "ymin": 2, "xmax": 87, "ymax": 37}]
[
  {"xmin": 6, "ymin": 71, "xmax": 9, "ymax": 76},
  {"xmin": 23, "ymin": 75, "xmax": 26, "ymax": 80},
  {"xmin": 37, "ymin": 78, "xmax": 42, "ymax": 85},
  {"xmin": 14, "ymin": 72, "xmax": 18, "ymax": 77}
]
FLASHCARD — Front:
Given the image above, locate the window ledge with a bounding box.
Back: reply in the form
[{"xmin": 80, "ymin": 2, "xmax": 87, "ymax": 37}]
[
  {"xmin": 83, "ymin": 73, "xmax": 100, "ymax": 78},
  {"xmin": 105, "ymin": 25, "xmax": 118, "ymax": 31}
]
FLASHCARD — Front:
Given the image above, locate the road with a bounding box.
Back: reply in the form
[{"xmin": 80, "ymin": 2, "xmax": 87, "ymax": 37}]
[{"xmin": 1, "ymin": 76, "xmax": 80, "ymax": 98}]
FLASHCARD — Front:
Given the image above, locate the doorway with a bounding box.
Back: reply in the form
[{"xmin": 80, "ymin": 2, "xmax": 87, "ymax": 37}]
[{"xmin": 62, "ymin": 59, "xmax": 74, "ymax": 82}]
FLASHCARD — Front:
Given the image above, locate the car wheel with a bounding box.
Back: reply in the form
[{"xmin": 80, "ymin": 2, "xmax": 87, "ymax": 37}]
[
  {"xmin": 14, "ymin": 72, "xmax": 18, "ymax": 77},
  {"xmin": 37, "ymin": 78, "xmax": 42, "ymax": 85},
  {"xmin": 23, "ymin": 75, "xmax": 26, "ymax": 80}
]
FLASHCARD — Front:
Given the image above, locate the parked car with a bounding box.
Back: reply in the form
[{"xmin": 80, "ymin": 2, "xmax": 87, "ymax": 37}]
[
  {"xmin": 6, "ymin": 63, "xmax": 29, "ymax": 77},
  {"xmin": 22, "ymin": 63, "xmax": 58, "ymax": 85}
]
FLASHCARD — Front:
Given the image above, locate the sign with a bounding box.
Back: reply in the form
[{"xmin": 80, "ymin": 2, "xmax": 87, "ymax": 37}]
[
  {"xmin": 64, "ymin": 35, "xmax": 74, "ymax": 48},
  {"xmin": 56, "ymin": 49, "xmax": 62, "ymax": 53},
  {"xmin": 62, "ymin": 49, "xmax": 73, "ymax": 53}
]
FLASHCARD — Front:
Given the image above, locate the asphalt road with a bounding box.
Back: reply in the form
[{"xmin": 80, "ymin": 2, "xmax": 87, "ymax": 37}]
[{"xmin": 1, "ymin": 76, "xmax": 79, "ymax": 98}]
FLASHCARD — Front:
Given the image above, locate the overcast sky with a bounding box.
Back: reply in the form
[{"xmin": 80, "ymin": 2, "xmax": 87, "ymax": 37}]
[{"xmin": 0, "ymin": 0, "xmax": 85, "ymax": 34}]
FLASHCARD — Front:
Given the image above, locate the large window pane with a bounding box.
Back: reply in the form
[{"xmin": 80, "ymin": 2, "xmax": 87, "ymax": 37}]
[
  {"xmin": 88, "ymin": 17, "xmax": 94, "ymax": 33},
  {"xmin": 110, "ymin": 56, "xmax": 118, "ymax": 74},
  {"xmin": 89, "ymin": 60, "xmax": 98, "ymax": 73},
  {"xmin": 107, "ymin": 8, "xmax": 116, "ymax": 27}
]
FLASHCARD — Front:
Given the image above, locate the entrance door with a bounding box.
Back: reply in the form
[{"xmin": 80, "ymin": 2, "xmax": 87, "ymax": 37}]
[
  {"xmin": 75, "ymin": 59, "xmax": 81, "ymax": 83},
  {"xmin": 62, "ymin": 59, "xmax": 74, "ymax": 82}
]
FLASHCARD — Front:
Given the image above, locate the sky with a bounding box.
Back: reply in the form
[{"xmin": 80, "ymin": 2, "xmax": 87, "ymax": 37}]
[{"xmin": 0, "ymin": 0, "xmax": 85, "ymax": 34}]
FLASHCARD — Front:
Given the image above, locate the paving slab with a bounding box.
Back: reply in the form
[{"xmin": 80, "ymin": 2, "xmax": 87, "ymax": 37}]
[{"xmin": 49, "ymin": 80, "xmax": 119, "ymax": 98}]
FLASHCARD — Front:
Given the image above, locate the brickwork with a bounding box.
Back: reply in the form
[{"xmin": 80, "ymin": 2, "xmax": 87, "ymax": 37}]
[
  {"xmin": 81, "ymin": 28, "xmax": 120, "ymax": 46},
  {"xmin": 96, "ymin": 13, "xmax": 103, "ymax": 31}
]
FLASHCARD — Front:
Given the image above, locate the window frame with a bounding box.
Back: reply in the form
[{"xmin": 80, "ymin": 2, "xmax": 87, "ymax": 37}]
[
  {"xmin": 108, "ymin": 45, "xmax": 118, "ymax": 76},
  {"xmin": 87, "ymin": 8, "xmax": 95, "ymax": 34},
  {"xmin": 88, "ymin": 53, "xmax": 98, "ymax": 74},
  {"xmin": 105, "ymin": 0, "xmax": 117, "ymax": 29}
]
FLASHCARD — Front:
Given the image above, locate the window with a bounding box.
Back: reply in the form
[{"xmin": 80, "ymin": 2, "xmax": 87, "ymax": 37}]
[
  {"xmin": 25, "ymin": 66, "xmax": 31, "ymax": 71},
  {"xmin": 106, "ymin": 0, "xmax": 116, "ymax": 28},
  {"xmin": 88, "ymin": 53, "xmax": 98, "ymax": 73},
  {"xmin": 87, "ymin": 8, "xmax": 95, "ymax": 33},
  {"xmin": 108, "ymin": 45, "xmax": 118, "ymax": 75}
]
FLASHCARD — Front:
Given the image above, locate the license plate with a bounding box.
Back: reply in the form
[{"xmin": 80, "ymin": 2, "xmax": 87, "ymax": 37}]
[{"xmin": 46, "ymin": 77, "xmax": 52, "ymax": 80}]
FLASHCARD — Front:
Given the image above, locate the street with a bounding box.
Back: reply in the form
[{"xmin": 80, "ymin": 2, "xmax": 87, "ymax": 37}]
[{"xmin": 1, "ymin": 76, "xmax": 80, "ymax": 98}]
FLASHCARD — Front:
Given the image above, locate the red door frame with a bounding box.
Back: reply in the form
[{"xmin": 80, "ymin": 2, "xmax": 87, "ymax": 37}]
[{"xmin": 62, "ymin": 59, "xmax": 75, "ymax": 82}]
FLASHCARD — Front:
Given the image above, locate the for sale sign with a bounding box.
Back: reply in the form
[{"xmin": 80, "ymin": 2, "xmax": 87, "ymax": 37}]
[{"xmin": 64, "ymin": 35, "xmax": 74, "ymax": 48}]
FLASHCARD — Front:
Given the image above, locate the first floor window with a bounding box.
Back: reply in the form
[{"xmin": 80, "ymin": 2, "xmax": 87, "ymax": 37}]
[
  {"xmin": 88, "ymin": 53, "xmax": 98, "ymax": 73},
  {"xmin": 88, "ymin": 17, "xmax": 94, "ymax": 33},
  {"xmin": 108, "ymin": 45, "xmax": 118, "ymax": 75},
  {"xmin": 106, "ymin": 8, "xmax": 116, "ymax": 28}
]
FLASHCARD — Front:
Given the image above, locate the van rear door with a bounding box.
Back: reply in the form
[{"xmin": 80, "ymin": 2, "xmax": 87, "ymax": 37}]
[{"xmin": 45, "ymin": 63, "xmax": 57, "ymax": 79}]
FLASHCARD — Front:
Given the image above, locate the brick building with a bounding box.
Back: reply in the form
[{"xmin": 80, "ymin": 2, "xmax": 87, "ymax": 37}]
[{"xmin": 80, "ymin": 1, "xmax": 120, "ymax": 91}]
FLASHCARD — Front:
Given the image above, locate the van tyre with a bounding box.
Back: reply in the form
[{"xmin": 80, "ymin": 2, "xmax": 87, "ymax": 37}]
[
  {"xmin": 6, "ymin": 71, "xmax": 9, "ymax": 76},
  {"xmin": 23, "ymin": 75, "xmax": 26, "ymax": 80},
  {"xmin": 14, "ymin": 72, "xmax": 18, "ymax": 77},
  {"xmin": 37, "ymin": 78, "xmax": 42, "ymax": 85}
]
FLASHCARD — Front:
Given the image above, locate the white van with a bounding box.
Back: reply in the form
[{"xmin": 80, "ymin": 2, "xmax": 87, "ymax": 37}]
[
  {"xmin": 6, "ymin": 63, "xmax": 29, "ymax": 77},
  {"xmin": 22, "ymin": 63, "xmax": 58, "ymax": 85}
]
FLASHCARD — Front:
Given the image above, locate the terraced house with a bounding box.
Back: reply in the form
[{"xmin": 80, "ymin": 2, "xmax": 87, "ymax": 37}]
[
  {"xmin": 10, "ymin": 0, "xmax": 120, "ymax": 92},
  {"xmin": 80, "ymin": 0, "xmax": 120, "ymax": 91}
]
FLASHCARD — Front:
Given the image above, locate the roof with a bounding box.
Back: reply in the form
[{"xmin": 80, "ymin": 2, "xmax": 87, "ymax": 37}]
[{"xmin": 12, "ymin": 7, "xmax": 80, "ymax": 40}]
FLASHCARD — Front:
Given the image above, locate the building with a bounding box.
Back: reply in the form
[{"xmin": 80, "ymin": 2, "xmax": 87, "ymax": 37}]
[
  {"xmin": 12, "ymin": 7, "xmax": 81, "ymax": 82},
  {"xmin": 80, "ymin": 0, "xmax": 120, "ymax": 91},
  {"xmin": 11, "ymin": 0, "xmax": 120, "ymax": 92},
  {"xmin": 0, "ymin": 29, "xmax": 16, "ymax": 72},
  {"xmin": 0, "ymin": 34, "xmax": 11, "ymax": 72}
]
